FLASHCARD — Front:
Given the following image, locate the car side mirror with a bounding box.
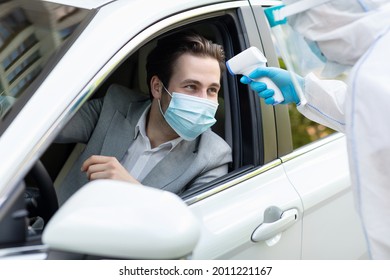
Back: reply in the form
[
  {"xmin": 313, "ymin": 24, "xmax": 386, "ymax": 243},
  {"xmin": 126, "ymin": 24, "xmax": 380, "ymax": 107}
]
[{"xmin": 42, "ymin": 180, "xmax": 200, "ymax": 259}]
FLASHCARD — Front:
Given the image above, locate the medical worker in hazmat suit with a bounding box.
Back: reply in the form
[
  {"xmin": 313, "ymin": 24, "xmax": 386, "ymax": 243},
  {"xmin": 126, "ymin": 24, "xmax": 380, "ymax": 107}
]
[{"xmin": 241, "ymin": 0, "xmax": 390, "ymax": 259}]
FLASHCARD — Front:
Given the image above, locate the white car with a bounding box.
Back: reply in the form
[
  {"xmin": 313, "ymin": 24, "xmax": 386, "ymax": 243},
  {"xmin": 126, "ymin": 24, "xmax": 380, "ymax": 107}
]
[{"xmin": 0, "ymin": 0, "xmax": 367, "ymax": 259}]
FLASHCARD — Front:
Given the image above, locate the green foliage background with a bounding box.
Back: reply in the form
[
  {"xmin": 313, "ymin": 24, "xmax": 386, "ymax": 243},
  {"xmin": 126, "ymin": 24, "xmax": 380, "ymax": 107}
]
[
  {"xmin": 288, "ymin": 104, "xmax": 334, "ymax": 149},
  {"xmin": 278, "ymin": 58, "xmax": 335, "ymax": 149}
]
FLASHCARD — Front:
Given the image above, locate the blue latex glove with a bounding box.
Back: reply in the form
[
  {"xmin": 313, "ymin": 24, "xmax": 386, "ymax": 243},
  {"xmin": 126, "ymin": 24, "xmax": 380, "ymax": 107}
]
[{"xmin": 240, "ymin": 67, "xmax": 303, "ymax": 105}]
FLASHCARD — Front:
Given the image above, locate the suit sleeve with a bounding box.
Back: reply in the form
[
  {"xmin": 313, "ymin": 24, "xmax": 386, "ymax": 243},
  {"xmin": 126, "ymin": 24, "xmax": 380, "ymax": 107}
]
[
  {"xmin": 186, "ymin": 164, "xmax": 229, "ymax": 190},
  {"xmin": 183, "ymin": 132, "xmax": 232, "ymax": 192}
]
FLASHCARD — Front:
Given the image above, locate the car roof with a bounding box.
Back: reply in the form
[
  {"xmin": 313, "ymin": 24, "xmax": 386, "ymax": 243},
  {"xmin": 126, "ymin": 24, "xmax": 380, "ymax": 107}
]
[{"xmin": 42, "ymin": 0, "xmax": 238, "ymax": 9}]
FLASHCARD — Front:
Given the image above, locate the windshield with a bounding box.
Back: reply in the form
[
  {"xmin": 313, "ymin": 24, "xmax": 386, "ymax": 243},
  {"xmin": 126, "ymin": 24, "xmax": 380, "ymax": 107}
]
[{"xmin": 0, "ymin": 0, "xmax": 91, "ymax": 129}]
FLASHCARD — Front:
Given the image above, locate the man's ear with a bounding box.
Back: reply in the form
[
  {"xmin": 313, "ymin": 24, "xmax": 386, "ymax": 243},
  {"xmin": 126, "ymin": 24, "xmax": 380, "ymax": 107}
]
[{"xmin": 150, "ymin": 76, "xmax": 162, "ymax": 99}]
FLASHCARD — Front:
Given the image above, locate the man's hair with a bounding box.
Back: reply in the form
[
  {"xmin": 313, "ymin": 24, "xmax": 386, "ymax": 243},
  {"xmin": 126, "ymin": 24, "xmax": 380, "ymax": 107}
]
[{"xmin": 146, "ymin": 31, "xmax": 226, "ymax": 98}]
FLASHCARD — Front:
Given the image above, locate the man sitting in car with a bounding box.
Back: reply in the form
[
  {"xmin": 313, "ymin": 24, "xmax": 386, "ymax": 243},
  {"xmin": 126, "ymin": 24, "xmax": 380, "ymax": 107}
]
[{"xmin": 55, "ymin": 31, "xmax": 232, "ymax": 205}]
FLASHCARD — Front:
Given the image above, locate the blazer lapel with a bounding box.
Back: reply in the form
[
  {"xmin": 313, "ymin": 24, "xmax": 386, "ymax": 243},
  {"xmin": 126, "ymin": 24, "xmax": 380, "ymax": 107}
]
[
  {"xmin": 100, "ymin": 110, "xmax": 134, "ymax": 161},
  {"xmin": 100, "ymin": 101, "xmax": 150, "ymax": 161}
]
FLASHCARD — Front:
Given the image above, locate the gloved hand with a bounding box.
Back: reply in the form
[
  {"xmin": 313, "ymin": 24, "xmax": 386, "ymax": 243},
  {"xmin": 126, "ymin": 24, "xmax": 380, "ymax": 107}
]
[{"xmin": 240, "ymin": 67, "xmax": 303, "ymax": 105}]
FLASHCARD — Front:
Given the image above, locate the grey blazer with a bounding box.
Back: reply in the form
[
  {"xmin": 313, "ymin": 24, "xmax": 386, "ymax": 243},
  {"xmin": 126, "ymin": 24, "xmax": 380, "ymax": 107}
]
[{"xmin": 56, "ymin": 84, "xmax": 232, "ymax": 205}]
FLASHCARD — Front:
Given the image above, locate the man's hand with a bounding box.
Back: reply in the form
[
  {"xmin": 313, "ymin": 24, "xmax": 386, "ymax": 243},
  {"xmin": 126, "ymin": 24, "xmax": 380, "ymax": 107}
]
[{"xmin": 81, "ymin": 155, "xmax": 140, "ymax": 184}]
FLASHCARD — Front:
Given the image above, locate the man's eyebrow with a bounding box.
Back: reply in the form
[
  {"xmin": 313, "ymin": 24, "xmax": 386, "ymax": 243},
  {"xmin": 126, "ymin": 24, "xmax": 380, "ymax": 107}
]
[
  {"xmin": 181, "ymin": 79, "xmax": 201, "ymax": 85},
  {"xmin": 181, "ymin": 79, "xmax": 221, "ymax": 87}
]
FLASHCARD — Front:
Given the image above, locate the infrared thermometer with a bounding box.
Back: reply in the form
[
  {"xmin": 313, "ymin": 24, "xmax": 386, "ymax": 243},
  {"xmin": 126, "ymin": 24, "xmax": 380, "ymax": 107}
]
[{"xmin": 226, "ymin": 46, "xmax": 284, "ymax": 105}]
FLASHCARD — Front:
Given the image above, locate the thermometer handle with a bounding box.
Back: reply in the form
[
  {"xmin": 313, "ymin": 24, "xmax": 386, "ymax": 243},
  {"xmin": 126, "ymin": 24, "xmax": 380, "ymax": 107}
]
[{"xmin": 255, "ymin": 77, "xmax": 284, "ymax": 105}]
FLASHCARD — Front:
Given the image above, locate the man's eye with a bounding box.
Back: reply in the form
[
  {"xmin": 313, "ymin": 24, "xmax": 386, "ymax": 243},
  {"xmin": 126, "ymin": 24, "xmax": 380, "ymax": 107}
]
[
  {"xmin": 185, "ymin": 85, "xmax": 196, "ymax": 90},
  {"xmin": 208, "ymin": 88, "xmax": 219, "ymax": 95}
]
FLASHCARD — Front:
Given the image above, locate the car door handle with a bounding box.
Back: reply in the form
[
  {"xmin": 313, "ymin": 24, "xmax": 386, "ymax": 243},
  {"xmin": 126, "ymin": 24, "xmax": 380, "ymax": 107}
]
[{"xmin": 251, "ymin": 208, "xmax": 298, "ymax": 243}]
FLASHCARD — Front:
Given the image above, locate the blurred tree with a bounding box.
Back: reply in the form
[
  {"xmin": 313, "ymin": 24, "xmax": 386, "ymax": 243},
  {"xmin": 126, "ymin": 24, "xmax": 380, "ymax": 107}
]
[
  {"xmin": 288, "ymin": 104, "xmax": 335, "ymax": 149},
  {"xmin": 278, "ymin": 58, "xmax": 335, "ymax": 149}
]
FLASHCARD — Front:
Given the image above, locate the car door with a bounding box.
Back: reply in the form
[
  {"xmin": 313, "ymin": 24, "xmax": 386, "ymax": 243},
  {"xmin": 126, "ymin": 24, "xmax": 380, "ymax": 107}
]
[
  {"xmin": 280, "ymin": 134, "xmax": 367, "ymax": 259},
  {"xmin": 188, "ymin": 163, "xmax": 303, "ymax": 259}
]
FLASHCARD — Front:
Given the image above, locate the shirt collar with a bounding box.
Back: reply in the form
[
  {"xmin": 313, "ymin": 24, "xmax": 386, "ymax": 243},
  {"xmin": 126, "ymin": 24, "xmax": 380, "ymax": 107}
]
[{"xmin": 134, "ymin": 105, "xmax": 183, "ymax": 150}]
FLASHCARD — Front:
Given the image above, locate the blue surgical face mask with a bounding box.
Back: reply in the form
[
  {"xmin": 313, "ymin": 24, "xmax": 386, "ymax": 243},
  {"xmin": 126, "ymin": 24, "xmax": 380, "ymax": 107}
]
[{"xmin": 158, "ymin": 86, "xmax": 218, "ymax": 141}]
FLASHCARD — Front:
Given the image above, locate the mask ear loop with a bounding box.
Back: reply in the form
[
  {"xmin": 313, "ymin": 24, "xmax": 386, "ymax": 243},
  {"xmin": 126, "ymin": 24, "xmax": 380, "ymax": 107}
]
[
  {"xmin": 158, "ymin": 83, "xmax": 172, "ymax": 117},
  {"xmin": 157, "ymin": 99, "xmax": 165, "ymax": 117},
  {"xmin": 161, "ymin": 84, "xmax": 173, "ymax": 98}
]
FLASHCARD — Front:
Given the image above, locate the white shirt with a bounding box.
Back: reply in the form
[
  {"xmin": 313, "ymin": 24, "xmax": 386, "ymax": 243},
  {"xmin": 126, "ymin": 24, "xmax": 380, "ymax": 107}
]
[{"xmin": 121, "ymin": 105, "xmax": 183, "ymax": 181}]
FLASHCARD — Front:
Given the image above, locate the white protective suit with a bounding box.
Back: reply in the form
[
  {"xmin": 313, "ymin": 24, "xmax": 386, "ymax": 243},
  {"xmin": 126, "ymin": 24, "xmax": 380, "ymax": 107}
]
[{"xmin": 290, "ymin": 1, "xmax": 390, "ymax": 259}]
